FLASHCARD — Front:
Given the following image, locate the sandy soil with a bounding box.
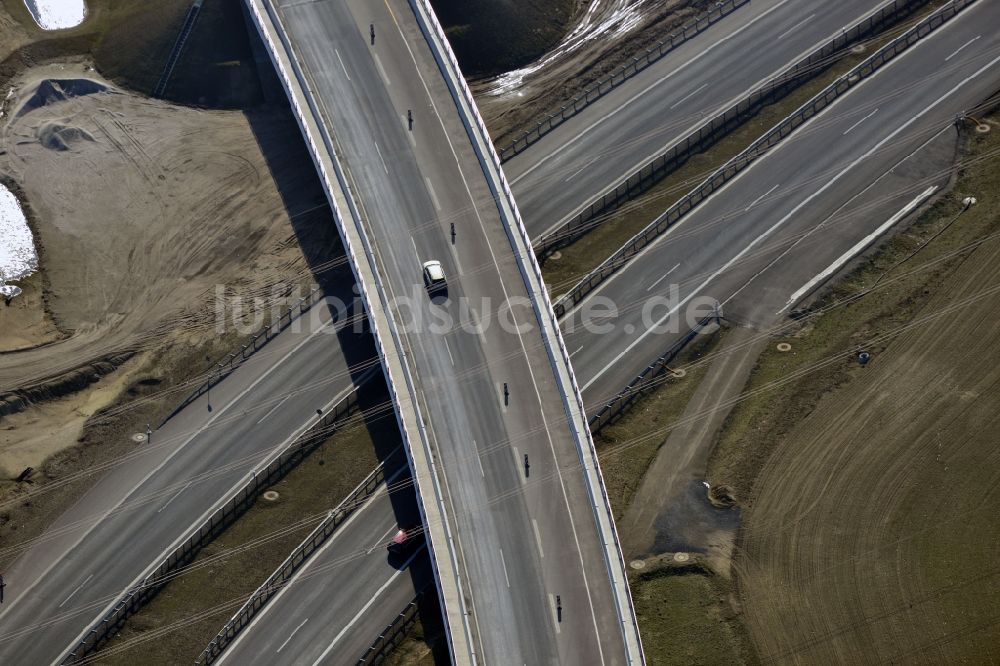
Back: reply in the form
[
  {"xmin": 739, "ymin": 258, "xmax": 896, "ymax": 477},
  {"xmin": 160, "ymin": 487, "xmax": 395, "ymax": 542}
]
[
  {"xmin": 0, "ymin": 2, "xmax": 30, "ymax": 62},
  {"xmin": 733, "ymin": 122, "xmax": 1000, "ymax": 663},
  {"xmin": 474, "ymin": 0, "xmax": 706, "ymax": 148},
  {"xmin": 0, "ymin": 62, "xmax": 342, "ymax": 479},
  {"xmin": 0, "ymin": 352, "xmax": 148, "ymax": 478},
  {"xmin": 617, "ymin": 325, "xmax": 757, "ymax": 575},
  {"xmin": 0, "ymin": 63, "xmax": 320, "ymax": 393}
]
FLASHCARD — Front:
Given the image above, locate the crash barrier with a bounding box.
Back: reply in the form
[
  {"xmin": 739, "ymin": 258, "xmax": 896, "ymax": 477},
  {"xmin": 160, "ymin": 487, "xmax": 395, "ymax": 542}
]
[
  {"xmin": 60, "ymin": 385, "xmax": 361, "ymax": 663},
  {"xmin": 408, "ymin": 1, "xmax": 645, "ymax": 662},
  {"xmin": 537, "ymin": 0, "xmax": 934, "ymax": 262},
  {"xmin": 195, "ymin": 463, "xmax": 387, "ymax": 665},
  {"xmin": 163, "ymin": 285, "xmax": 325, "ymax": 426},
  {"xmin": 153, "ymin": 0, "xmax": 203, "ymax": 98},
  {"xmin": 240, "ymin": 1, "xmax": 476, "ymax": 663},
  {"xmin": 356, "ymin": 595, "xmax": 423, "ymax": 665},
  {"xmin": 589, "ymin": 314, "xmax": 718, "ymax": 433},
  {"xmin": 551, "ymin": 0, "xmax": 975, "ymax": 319},
  {"xmin": 497, "ymin": 0, "xmax": 749, "ymax": 161}
]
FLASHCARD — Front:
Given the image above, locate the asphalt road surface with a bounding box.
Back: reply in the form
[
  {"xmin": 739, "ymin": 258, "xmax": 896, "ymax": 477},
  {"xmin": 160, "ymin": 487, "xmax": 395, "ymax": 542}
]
[
  {"xmin": 268, "ymin": 0, "xmax": 632, "ymax": 662},
  {"xmin": 214, "ymin": 457, "xmax": 436, "ymax": 666},
  {"xmin": 5, "ymin": 2, "xmax": 994, "ymax": 665},
  {"xmin": 205, "ymin": 2, "xmax": 990, "ymax": 663},
  {"xmin": 505, "ymin": 0, "xmax": 904, "ymax": 239},
  {"xmin": 216, "ymin": 4, "xmax": 1000, "ymax": 661},
  {"xmin": 0, "ymin": 300, "xmax": 376, "ymax": 664},
  {"xmin": 563, "ymin": 0, "xmax": 1000, "ymax": 405}
]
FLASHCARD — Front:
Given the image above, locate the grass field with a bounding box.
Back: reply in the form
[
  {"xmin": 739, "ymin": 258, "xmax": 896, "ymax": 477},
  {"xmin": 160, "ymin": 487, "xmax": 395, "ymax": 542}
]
[
  {"xmin": 594, "ymin": 330, "xmax": 722, "ymax": 519},
  {"xmin": 632, "ymin": 564, "xmax": 753, "ymax": 665},
  {"xmin": 708, "ymin": 111, "xmax": 1000, "ymax": 662}
]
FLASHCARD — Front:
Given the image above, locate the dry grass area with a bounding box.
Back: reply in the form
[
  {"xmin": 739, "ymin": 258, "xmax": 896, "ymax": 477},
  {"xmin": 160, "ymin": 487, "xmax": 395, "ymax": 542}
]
[
  {"xmin": 0, "ymin": 66, "xmax": 327, "ymax": 391},
  {"xmin": 705, "ymin": 113, "xmax": 1000, "ymax": 662},
  {"xmin": 476, "ymin": 0, "xmax": 709, "ymax": 149},
  {"xmin": 632, "ymin": 564, "xmax": 753, "ymax": 665},
  {"xmin": 0, "ymin": 320, "xmax": 249, "ymax": 571},
  {"xmin": 594, "ymin": 330, "xmax": 721, "ymax": 520},
  {"xmin": 580, "ymin": 330, "xmax": 755, "ymax": 665}
]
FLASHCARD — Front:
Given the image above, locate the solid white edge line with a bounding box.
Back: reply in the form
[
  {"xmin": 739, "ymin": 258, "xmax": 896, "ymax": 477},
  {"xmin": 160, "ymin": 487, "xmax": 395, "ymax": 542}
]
[
  {"xmin": 335, "ymin": 48, "xmax": 350, "ymax": 81},
  {"xmin": 213, "ymin": 481, "xmax": 395, "ymax": 665},
  {"xmin": 309, "ymin": 545, "xmax": 427, "ymax": 666},
  {"xmin": 778, "ymin": 185, "xmax": 938, "ymax": 313},
  {"xmin": 275, "ymin": 617, "xmax": 308, "ymax": 653},
  {"xmin": 579, "ymin": 46, "xmax": 1000, "ymax": 393},
  {"xmin": 0, "ymin": 307, "xmax": 335, "ymax": 625},
  {"xmin": 510, "ymin": 0, "xmax": 797, "ymax": 185}
]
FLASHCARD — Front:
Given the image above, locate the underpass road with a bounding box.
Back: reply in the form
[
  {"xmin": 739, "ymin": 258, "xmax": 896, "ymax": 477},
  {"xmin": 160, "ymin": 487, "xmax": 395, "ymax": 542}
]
[
  {"xmin": 270, "ymin": 0, "xmax": 631, "ymax": 662},
  {"xmin": 563, "ymin": 0, "xmax": 1000, "ymax": 405},
  {"xmin": 215, "ymin": 454, "xmax": 432, "ymax": 666},
  {"xmin": 0, "ymin": 301, "xmax": 368, "ymax": 665},
  {"xmin": 505, "ymin": 0, "xmax": 903, "ymax": 239}
]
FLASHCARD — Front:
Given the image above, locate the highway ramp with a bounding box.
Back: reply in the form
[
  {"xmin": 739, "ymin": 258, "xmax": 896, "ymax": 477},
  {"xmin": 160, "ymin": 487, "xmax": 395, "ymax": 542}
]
[
  {"xmin": 504, "ymin": 0, "xmax": 906, "ymax": 239},
  {"xmin": 213, "ymin": 456, "xmax": 437, "ymax": 666},
  {"xmin": 0, "ymin": 299, "xmax": 375, "ymax": 664},
  {"xmin": 563, "ymin": 0, "xmax": 1000, "ymax": 404},
  {"xmin": 264, "ymin": 0, "xmax": 636, "ymax": 661},
  {"xmin": 207, "ymin": 3, "xmax": 1000, "ymax": 661}
]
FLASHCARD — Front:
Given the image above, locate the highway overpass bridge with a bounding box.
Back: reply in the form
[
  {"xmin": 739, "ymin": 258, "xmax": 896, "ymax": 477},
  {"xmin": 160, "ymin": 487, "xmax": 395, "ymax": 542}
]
[
  {"xmin": 240, "ymin": 0, "xmax": 643, "ymax": 663},
  {"xmin": 201, "ymin": 0, "xmax": 1000, "ymax": 662},
  {"xmin": 1, "ymin": 0, "xmax": 996, "ymax": 664}
]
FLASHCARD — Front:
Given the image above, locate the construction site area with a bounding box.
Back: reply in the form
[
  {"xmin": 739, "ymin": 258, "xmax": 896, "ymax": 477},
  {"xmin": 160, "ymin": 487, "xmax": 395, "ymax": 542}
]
[{"xmin": 1, "ymin": 0, "xmax": 998, "ymax": 664}]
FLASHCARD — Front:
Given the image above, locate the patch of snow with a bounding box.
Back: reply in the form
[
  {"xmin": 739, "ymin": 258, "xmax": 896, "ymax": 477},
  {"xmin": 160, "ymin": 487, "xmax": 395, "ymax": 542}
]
[
  {"xmin": 23, "ymin": 0, "xmax": 87, "ymax": 31},
  {"xmin": 483, "ymin": 0, "xmax": 650, "ymax": 96},
  {"xmin": 0, "ymin": 184, "xmax": 37, "ymax": 301}
]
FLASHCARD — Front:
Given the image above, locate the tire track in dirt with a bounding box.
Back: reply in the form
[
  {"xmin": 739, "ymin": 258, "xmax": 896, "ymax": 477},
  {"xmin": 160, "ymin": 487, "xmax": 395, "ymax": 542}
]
[{"xmin": 735, "ymin": 223, "xmax": 1000, "ymax": 663}]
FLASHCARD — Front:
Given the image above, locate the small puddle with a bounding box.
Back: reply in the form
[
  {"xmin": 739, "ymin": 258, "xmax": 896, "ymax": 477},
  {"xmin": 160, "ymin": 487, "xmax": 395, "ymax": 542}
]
[
  {"xmin": 23, "ymin": 0, "xmax": 88, "ymax": 30},
  {"xmin": 0, "ymin": 184, "xmax": 37, "ymax": 300},
  {"xmin": 649, "ymin": 479, "xmax": 740, "ymax": 557}
]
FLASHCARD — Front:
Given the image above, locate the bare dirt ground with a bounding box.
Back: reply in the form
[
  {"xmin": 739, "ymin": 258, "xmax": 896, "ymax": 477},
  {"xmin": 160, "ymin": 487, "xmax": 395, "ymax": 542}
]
[
  {"xmin": 0, "ymin": 2, "xmax": 30, "ymax": 62},
  {"xmin": 0, "ymin": 62, "xmax": 339, "ymax": 475},
  {"xmin": 474, "ymin": 0, "xmax": 707, "ymax": 149},
  {"xmin": 0, "ymin": 64, "xmax": 316, "ymax": 389},
  {"xmin": 714, "ymin": 116, "xmax": 1000, "ymax": 663}
]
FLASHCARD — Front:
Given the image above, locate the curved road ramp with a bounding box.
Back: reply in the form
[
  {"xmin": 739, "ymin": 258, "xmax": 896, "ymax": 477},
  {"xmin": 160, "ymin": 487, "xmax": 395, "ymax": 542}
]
[{"xmin": 240, "ymin": 0, "xmax": 644, "ymax": 663}]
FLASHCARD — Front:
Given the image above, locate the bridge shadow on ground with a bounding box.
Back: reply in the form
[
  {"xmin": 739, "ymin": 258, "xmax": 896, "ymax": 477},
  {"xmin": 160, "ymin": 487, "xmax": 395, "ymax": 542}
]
[{"xmin": 245, "ymin": 95, "xmax": 448, "ymax": 662}]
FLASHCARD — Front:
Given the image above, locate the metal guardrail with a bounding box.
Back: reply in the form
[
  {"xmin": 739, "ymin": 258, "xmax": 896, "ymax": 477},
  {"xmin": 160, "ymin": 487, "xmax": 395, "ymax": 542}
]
[
  {"xmin": 537, "ymin": 0, "xmax": 933, "ymax": 261},
  {"xmin": 589, "ymin": 314, "xmax": 719, "ymax": 433},
  {"xmin": 240, "ymin": 1, "xmax": 476, "ymax": 663},
  {"xmin": 356, "ymin": 595, "xmax": 423, "ymax": 665},
  {"xmin": 195, "ymin": 463, "xmax": 387, "ymax": 665},
  {"xmin": 408, "ymin": 1, "xmax": 645, "ymax": 662},
  {"xmin": 60, "ymin": 385, "xmax": 362, "ymax": 663},
  {"xmin": 552, "ymin": 0, "xmax": 976, "ymax": 319},
  {"xmin": 162, "ymin": 285, "xmax": 326, "ymax": 427},
  {"xmin": 497, "ymin": 0, "xmax": 749, "ymax": 162},
  {"xmin": 153, "ymin": 0, "xmax": 203, "ymax": 98}
]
